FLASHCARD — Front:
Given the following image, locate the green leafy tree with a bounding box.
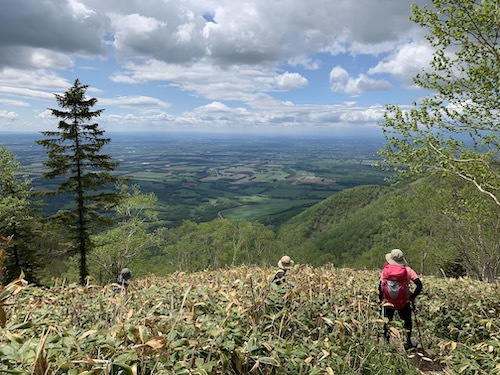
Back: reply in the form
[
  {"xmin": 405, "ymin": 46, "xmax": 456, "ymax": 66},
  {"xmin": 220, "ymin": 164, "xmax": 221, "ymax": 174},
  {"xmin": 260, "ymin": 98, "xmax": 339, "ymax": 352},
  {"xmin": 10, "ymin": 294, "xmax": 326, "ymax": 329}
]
[
  {"xmin": 89, "ymin": 185, "xmax": 158, "ymax": 284},
  {"xmin": 156, "ymin": 219, "xmax": 277, "ymax": 272},
  {"xmin": 0, "ymin": 147, "xmax": 42, "ymax": 284},
  {"xmin": 371, "ymin": 178, "xmax": 459, "ymax": 275},
  {"xmin": 353, "ymin": 176, "xmax": 499, "ymax": 281},
  {"xmin": 379, "ymin": 0, "xmax": 500, "ymax": 207},
  {"xmin": 36, "ymin": 79, "xmax": 122, "ymax": 284},
  {"xmin": 432, "ymin": 179, "xmax": 500, "ymax": 282}
]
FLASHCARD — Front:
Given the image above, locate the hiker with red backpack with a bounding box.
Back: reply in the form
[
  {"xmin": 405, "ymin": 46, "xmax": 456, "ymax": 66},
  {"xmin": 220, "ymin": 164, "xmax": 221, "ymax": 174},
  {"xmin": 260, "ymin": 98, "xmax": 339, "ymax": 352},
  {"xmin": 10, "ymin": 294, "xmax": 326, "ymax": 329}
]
[{"xmin": 379, "ymin": 249, "xmax": 423, "ymax": 350}]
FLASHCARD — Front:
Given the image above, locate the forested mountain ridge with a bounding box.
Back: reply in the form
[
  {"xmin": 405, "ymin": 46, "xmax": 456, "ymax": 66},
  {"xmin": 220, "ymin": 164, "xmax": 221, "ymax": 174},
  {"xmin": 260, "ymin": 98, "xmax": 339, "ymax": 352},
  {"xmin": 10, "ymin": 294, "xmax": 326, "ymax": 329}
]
[
  {"xmin": 279, "ymin": 184, "xmax": 391, "ymax": 240},
  {"xmin": 277, "ymin": 184, "xmax": 397, "ymax": 267},
  {"xmin": 277, "ymin": 174, "xmax": 498, "ymax": 282}
]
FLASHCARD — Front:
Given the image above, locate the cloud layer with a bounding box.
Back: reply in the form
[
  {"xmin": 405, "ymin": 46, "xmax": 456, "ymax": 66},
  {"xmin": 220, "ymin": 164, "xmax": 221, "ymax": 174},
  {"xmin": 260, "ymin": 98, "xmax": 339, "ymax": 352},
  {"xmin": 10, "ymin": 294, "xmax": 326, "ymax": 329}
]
[{"xmin": 0, "ymin": 0, "xmax": 433, "ymax": 133}]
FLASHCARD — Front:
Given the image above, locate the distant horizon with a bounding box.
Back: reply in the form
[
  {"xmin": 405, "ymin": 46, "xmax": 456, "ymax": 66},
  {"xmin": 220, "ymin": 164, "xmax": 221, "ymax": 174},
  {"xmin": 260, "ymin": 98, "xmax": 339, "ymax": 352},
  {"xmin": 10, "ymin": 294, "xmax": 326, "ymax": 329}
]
[{"xmin": 0, "ymin": 126, "xmax": 386, "ymax": 139}]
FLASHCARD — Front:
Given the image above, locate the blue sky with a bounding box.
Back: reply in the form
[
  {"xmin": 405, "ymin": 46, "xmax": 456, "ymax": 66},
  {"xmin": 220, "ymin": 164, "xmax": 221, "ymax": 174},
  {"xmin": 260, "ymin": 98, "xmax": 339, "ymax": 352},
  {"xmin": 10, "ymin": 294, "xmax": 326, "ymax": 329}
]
[{"xmin": 0, "ymin": 0, "xmax": 436, "ymax": 135}]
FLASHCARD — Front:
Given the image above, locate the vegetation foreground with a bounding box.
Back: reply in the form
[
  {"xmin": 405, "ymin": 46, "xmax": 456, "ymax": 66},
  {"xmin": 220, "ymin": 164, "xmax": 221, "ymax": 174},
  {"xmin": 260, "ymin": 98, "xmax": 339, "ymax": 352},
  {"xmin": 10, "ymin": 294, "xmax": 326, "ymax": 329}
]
[{"xmin": 0, "ymin": 266, "xmax": 498, "ymax": 374}]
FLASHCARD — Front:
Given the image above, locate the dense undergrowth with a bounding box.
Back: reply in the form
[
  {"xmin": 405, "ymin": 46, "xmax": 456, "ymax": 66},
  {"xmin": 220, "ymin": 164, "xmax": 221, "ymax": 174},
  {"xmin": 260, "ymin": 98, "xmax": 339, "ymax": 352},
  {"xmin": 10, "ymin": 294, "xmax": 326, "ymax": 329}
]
[{"xmin": 0, "ymin": 266, "xmax": 498, "ymax": 374}]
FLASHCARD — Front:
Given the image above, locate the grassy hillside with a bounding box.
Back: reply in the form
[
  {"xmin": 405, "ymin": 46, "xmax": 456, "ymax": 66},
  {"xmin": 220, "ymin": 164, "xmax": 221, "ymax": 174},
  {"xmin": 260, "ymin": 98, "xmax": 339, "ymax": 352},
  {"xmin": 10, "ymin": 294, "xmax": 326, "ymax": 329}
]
[
  {"xmin": 277, "ymin": 184, "xmax": 398, "ymax": 267},
  {"xmin": 1, "ymin": 267, "xmax": 498, "ymax": 374}
]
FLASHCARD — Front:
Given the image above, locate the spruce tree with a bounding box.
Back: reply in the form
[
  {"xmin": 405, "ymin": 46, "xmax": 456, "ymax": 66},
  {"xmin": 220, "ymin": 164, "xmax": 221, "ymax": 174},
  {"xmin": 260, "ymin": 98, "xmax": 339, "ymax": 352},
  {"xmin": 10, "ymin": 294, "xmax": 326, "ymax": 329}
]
[{"xmin": 37, "ymin": 79, "xmax": 122, "ymax": 284}]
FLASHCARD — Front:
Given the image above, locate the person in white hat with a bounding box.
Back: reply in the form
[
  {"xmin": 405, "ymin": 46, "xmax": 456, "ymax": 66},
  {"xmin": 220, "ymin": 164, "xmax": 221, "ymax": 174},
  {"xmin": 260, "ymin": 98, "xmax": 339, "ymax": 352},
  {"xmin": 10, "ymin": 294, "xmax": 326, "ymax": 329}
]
[
  {"xmin": 113, "ymin": 267, "xmax": 132, "ymax": 292},
  {"xmin": 379, "ymin": 249, "xmax": 423, "ymax": 350},
  {"xmin": 268, "ymin": 255, "xmax": 294, "ymax": 285}
]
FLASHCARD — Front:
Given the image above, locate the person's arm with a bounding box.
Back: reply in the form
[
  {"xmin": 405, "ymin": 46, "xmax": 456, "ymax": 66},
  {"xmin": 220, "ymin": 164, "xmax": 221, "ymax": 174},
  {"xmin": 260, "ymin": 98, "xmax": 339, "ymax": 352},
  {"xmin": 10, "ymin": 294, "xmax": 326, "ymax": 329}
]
[
  {"xmin": 411, "ymin": 278, "xmax": 422, "ymax": 300},
  {"xmin": 406, "ymin": 267, "xmax": 422, "ymax": 300}
]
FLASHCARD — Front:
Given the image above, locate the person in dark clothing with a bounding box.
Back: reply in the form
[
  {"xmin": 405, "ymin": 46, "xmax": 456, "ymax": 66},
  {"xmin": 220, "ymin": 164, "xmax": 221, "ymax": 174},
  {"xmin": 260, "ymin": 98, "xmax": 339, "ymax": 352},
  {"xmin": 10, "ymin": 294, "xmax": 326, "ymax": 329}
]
[
  {"xmin": 113, "ymin": 268, "xmax": 132, "ymax": 292},
  {"xmin": 379, "ymin": 249, "xmax": 423, "ymax": 350},
  {"xmin": 269, "ymin": 255, "xmax": 294, "ymax": 285}
]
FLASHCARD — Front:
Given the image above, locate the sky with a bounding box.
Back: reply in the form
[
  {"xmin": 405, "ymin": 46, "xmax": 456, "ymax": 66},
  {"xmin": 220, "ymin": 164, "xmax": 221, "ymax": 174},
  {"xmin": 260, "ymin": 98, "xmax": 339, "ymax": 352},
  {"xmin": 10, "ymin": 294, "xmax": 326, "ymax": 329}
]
[{"xmin": 0, "ymin": 0, "xmax": 436, "ymax": 135}]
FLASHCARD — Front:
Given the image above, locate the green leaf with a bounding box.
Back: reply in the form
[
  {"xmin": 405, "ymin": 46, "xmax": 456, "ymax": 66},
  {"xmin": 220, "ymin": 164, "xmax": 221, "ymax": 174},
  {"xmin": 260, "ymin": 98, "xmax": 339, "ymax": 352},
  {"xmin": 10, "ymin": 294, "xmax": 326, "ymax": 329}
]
[
  {"xmin": 257, "ymin": 356, "xmax": 280, "ymax": 366},
  {"xmin": 111, "ymin": 363, "xmax": 134, "ymax": 375}
]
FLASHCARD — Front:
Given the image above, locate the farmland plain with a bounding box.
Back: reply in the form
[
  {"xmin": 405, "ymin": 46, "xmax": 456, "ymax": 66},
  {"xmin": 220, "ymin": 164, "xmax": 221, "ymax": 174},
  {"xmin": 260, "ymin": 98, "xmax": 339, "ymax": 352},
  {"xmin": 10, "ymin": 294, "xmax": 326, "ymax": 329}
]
[{"xmin": 1, "ymin": 131, "xmax": 388, "ymax": 226}]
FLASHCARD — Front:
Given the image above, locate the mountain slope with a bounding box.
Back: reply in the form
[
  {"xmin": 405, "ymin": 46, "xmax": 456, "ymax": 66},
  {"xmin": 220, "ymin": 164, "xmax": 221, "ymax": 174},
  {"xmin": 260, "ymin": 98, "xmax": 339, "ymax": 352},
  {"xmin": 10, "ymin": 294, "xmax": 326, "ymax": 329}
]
[{"xmin": 277, "ymin": 184, "xmax": 399, "ymax": 266}]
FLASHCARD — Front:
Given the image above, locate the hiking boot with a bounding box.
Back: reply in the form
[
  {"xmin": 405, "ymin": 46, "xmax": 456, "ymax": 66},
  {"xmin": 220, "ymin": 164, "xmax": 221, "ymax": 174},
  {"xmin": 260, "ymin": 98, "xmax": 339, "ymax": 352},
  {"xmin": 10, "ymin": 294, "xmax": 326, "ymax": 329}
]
[
  {"xmin": 383, "ymin": 332, "xmax": 390, "ymax": 343},
  {"xmin": 404, "ymin": 341, "xmax": 417, "ymax": 351}
]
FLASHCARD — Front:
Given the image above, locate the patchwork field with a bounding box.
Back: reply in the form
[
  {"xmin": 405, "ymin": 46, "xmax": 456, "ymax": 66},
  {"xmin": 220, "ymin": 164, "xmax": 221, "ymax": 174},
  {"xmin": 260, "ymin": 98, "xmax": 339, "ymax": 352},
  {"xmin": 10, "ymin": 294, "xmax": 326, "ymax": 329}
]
[{"xmin": 3, "ymin": 132, "xmax": 389, "ymax": 225}]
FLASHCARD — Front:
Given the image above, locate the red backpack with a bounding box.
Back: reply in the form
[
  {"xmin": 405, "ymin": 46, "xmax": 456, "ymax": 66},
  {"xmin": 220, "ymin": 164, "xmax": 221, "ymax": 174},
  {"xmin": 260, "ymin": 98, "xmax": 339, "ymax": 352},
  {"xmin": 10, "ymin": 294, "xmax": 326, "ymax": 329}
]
[{"xmin": 381, "ymin": 264, "xmax": 410, "ymax": 309}]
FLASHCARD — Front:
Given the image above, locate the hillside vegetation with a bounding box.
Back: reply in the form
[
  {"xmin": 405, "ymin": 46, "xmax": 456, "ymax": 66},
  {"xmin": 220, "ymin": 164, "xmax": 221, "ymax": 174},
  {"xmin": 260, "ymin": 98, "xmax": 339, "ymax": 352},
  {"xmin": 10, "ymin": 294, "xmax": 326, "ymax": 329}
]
[
  {"xmin": 278, "ymin": 176, "xmax": 499, "ymax": 281},
  {"xmin": 46, "ymin": 176, "xmax": 498, "ymax": 285},
  {"xmin": 1, "ymin": 266, "xmax": 498, "ymax": 374},
  {"xmin": 278, "ymin": 184, "xmax": 394, "ymax": 267}
]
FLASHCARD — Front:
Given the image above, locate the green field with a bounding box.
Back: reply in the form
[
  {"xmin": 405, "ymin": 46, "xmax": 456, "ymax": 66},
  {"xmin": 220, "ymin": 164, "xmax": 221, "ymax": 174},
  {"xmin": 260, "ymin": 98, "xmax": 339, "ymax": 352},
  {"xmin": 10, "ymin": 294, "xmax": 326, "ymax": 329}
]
[{"xmin": 4, "ymin": 132, "xmax": 389, "ymax": 225}]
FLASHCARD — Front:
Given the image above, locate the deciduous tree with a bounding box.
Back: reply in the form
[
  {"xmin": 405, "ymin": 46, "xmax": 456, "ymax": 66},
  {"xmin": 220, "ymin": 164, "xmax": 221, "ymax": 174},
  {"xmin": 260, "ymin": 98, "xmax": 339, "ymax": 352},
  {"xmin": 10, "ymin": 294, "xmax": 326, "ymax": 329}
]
[
  {"xmin": 89, "ymin": 185, "xmax": 158, "ymax": 283},
  {"xmin": 157, "ymin": 219, "xmax": 277, "ymax": 272},
  {"xmin": 379, "ymin": 0, "xmax": 500, "ymax": 207},
  {"xmin": 0, "ymin": 147, "xmax": 42, "ymax": 284}
]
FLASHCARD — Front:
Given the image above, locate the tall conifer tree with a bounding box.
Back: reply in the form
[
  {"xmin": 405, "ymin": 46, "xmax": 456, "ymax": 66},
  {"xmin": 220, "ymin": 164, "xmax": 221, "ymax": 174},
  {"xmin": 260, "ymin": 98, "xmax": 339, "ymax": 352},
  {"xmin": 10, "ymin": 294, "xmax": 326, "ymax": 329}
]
[{"xmin": 37, "ymin": 79, "xmax": 122, "ymax": 284}]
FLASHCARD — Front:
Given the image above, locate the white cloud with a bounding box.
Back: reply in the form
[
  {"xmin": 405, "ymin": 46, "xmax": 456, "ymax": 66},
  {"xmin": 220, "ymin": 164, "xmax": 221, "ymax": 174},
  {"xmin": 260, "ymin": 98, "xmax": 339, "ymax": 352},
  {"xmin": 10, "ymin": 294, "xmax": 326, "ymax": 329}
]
[
  {"xmin": 0, "ymin": 98, "xmax": 30, "ymax": 107},
  {"xmin": 0, "ymin": 86, "xmax": 55, "ymax": 101},
  {"xmin": 37, "ymin": 109, "xmax": 58, "ymax": 119},
  {"xmin": 181, "ymin": 100, "xmax": 385, "ymax": 129},
  {"xmin": 0, "ymin": 110, "xmax": 19, "ymax": 120},
  {"xmin": 368, "ymin": 41, "xmax": 434, "ymax": 85},
  {"xmin": 339, "ymin": 105, "xmax": 385, "ymax": 122},
  {"xmin": 105, "ymin": 112, "xmax": 176, "ymax": 124},
  {"xmin": 175, "ymin": 22, "xmax": 196, "ymax": 44},
  {"xmin": 344, "ymin": 74, "xmax": 393, "ymax": 96},
  {"xmin": 329, "ymin": 66, "xmax": 392, "ymax": 95},
  {"xmin": 274, "ymin": 72, "xmax": 308, "ymax": 90},
  {"xmin": 288, "ymin": 56, "xmax": 321, "ymax": 70},
  {"xmin": 99, "ymin": 95, "xmax": 171, "ymax": 110},
  {"xmin": 111, "ymin": 13, "xmax": 167, "ymax": 44},
  {"xmin": 193, "ymin": 101, "xmax": 248, "ymax": 114},
  {"xmin": 111, "ymin": 59, "xmax": 308, "ymax": 103},
  {"xmin": 0, "ymin": 69, "xmax": 71, "ymax": 91},
  {"xmin": 329, "ymin": 66, "xmax": 349, "ymax": 92},
  {"xmin": 193, "ymin": 101, "xmax": 229, "ymax": 112},
  {"xmin": 69, "ymin": 0, "xmax": 96, "ymax": 19}
]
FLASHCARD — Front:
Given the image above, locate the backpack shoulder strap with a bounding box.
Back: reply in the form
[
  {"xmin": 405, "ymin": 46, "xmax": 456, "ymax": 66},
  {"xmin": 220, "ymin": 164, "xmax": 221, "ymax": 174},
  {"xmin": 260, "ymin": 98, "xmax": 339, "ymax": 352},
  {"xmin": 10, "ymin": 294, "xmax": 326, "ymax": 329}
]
[{"xmin": 268, "ymin": 268, "xmax": 286, "ymax": 283}]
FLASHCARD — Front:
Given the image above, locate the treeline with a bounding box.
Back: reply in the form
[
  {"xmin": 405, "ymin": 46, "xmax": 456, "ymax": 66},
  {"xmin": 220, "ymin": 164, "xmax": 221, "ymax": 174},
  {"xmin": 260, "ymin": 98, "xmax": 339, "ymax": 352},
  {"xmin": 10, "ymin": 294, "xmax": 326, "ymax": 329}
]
[{"xmin": 123, "ymin": 219, "xmax": 278, "ymax": 278}]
